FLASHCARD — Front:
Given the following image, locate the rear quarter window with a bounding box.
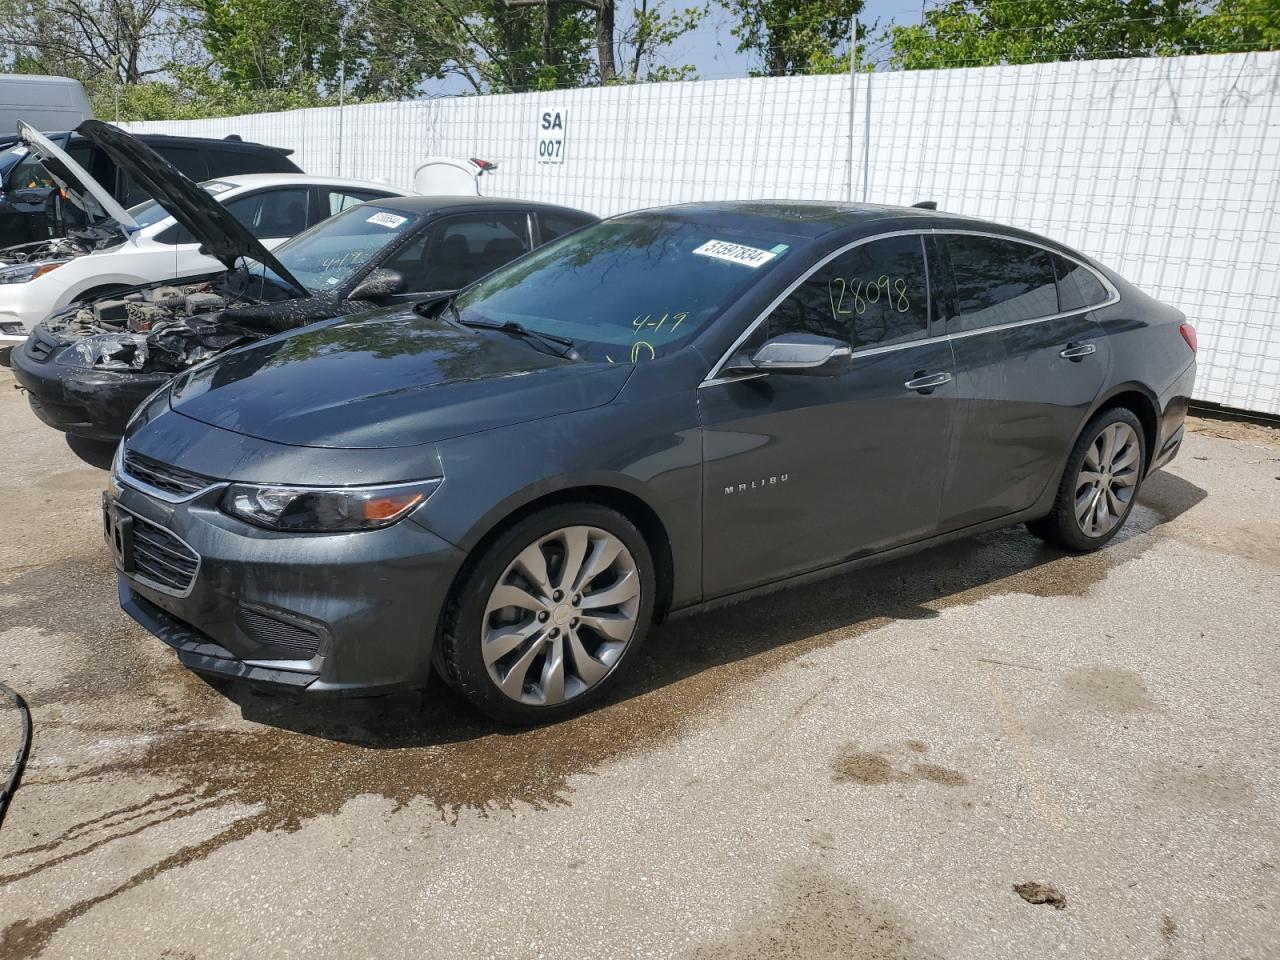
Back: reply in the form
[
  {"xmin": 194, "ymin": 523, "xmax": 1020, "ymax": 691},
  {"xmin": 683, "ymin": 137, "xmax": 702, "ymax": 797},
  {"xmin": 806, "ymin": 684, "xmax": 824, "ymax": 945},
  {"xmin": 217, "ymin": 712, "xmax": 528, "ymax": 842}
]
[
  {"xmin": 538, "ymin": 212, "xmax": 595, "ymax": 244},
  {"xmin": 1053, "ymin": 254, "xmax": 1111, "ymax": 311}
]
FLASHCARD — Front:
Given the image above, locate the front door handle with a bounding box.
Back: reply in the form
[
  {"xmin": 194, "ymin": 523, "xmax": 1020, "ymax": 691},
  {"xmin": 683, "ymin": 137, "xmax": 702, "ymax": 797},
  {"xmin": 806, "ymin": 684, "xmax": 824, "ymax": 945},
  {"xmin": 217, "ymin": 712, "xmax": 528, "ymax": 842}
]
[
  {"xmin": 904, "ymin": 371, "xmax": 952, "ymax": 394},
  {"xmin": 1059, "ymin": 342, "xmax": 1097, "ymax": 361}
]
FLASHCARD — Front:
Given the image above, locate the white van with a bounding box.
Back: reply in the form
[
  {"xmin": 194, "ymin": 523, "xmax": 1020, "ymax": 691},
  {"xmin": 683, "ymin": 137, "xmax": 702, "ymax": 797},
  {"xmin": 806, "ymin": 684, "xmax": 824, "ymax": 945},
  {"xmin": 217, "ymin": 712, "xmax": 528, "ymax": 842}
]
[{"xmin": 0, "ymin": 76, "xmax": 92, "ymax": 133}]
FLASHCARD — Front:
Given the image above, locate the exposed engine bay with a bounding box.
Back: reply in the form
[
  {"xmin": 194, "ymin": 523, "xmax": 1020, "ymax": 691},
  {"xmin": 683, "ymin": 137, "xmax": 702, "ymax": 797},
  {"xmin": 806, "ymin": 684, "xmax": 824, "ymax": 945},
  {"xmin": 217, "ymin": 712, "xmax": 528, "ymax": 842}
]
[
  {"xmin": 40, "ymin": 269, "xmax": 335, "ymax": 373},
  {"xmin": 0, "ymin": 225, "xmax": 125, "ymax": 266}
]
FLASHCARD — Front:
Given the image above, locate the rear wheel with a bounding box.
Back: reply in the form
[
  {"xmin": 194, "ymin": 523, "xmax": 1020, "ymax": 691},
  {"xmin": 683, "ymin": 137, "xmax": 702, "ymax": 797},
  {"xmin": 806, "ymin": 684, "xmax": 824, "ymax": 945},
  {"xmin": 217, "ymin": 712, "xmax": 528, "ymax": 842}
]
[
  {"xmin": 437, "ymin": 503, "xmax": 655, "ymax": 724},
  {"xmin": 1027, "ymin": 406, "xmax": 1146, "ymax": 552}
]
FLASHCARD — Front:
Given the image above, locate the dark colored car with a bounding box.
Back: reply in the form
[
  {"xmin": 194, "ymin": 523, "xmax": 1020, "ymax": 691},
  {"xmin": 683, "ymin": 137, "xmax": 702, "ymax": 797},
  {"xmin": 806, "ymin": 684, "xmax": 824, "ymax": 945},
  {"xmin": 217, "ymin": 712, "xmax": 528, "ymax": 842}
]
[
  {"xmin": 11, "ymin": 122, "xmax": 597, "ymax": 442},
  {"xmin": 0, "ymin": 126, "xmax": 300, "ymax": 247},
  {"xmin": 106, "ymin": 201, "xmax": 1196, "ymax": 723}
]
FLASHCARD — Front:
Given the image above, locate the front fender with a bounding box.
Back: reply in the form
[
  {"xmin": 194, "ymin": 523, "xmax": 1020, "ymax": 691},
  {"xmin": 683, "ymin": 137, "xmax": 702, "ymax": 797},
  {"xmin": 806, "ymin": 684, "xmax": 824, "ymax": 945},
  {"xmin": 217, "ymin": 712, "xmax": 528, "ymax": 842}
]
[{"xmin": 420, "ymin": 397, "xmax": 704, "ymax": 609}]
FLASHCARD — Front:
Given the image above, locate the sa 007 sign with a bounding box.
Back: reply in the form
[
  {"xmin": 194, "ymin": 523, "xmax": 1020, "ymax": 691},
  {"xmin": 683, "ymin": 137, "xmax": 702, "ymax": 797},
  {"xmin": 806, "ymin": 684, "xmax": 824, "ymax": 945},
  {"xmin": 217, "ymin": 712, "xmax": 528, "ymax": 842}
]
[{"xmin": 536, "ymin": 109, "xmax": 567, "ymax": 164}]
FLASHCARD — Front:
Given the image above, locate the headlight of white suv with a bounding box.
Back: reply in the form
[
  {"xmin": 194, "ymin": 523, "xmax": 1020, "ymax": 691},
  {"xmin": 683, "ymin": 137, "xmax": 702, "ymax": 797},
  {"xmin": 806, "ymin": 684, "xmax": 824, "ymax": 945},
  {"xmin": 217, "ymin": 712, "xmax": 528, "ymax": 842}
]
[
  {"xmin": 220, "ymin": 479, "xmax": 443, "ymax": 532},
  {"xmin": 0, "ymin": 260, "xmax": 68, "ymax": 284}
]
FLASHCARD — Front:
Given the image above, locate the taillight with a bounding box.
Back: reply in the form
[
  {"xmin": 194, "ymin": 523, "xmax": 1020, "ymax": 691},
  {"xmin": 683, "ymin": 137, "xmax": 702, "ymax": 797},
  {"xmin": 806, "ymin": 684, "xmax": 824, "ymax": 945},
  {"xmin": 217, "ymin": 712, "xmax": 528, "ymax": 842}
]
[{"xmin": 1179, "ymin": 322, "xmax": 1197, "ymax": 354}]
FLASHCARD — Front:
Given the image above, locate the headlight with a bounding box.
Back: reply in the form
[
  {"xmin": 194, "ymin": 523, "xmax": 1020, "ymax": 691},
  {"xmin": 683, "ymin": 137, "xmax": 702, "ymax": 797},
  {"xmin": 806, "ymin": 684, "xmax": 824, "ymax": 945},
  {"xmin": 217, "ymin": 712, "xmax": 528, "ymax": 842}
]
[
  {"xmin": 220, "ymin": 479, "xmax": 442, "ymax": 532},
  {"xmin": 0, "ymin": 260, "xmax": 68, "ymax": 284},
  {"xmin": 69, "ymin": 333, "xmax": 148, "ymax": 370}
]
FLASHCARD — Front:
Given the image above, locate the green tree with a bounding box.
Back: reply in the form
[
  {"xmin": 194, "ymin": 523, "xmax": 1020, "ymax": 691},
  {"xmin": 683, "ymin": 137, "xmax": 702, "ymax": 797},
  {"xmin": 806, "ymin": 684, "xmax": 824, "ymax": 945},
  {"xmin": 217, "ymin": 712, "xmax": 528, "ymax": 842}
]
[
  {"xmin": 1194, "ymin": 0, "xmax": 1280, "ymax": 52},
  {"xmin": 720, "ymin": 0, "xmax": 865, "ymax": 76},
  {"xmin": 883, "ymin": 0, "xmax": 1278, "ymax": 69}
]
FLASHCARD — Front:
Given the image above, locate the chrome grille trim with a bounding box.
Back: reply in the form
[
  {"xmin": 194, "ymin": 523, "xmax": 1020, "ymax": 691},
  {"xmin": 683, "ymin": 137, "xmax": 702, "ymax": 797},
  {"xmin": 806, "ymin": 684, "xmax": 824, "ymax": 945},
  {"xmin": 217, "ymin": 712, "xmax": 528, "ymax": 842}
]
[
  {"xmin": 120, "ymin": 508, "xmax": 201, "ymax": 598},
  {"xmin": 120, "ymin": 450, "xmax": 220, "ymax": 503}
]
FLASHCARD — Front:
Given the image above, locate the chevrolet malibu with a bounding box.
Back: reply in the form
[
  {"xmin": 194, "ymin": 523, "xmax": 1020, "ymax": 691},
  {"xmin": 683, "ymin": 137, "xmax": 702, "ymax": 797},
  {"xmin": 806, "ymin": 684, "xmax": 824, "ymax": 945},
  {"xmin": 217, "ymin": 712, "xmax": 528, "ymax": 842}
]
[{"xmin": 107, "ymin": 202, "xmax": 1196, "ymax": 723}]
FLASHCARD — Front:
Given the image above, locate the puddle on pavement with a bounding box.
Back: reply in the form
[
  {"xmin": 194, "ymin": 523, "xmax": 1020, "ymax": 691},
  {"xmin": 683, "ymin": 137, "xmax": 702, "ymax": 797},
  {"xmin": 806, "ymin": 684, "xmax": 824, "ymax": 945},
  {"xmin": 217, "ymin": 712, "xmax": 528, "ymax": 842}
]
[
  {"xmin": 0, "ymin": 472, "xmax": 1206, "ymax": 957},
  {"xmin": 1060, "ymin": 665, "xmax": 1158, "ymax": 714},
  {"xmin": 682, "ymin": 864, "xmax": 938, "ymax": 960},
  {"xmin": 832, "ymin": 742, "xmax": 969, "ymax": 788}
]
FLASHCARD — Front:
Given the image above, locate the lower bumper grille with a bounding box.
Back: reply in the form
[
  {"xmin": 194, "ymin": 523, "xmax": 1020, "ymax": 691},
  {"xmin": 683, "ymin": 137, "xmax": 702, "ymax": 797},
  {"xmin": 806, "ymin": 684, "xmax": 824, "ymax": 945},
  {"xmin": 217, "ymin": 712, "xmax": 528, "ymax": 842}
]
[
  {"xmin": 131, "ymin": 515, "xmax": 200, "ymax": 594},
  {"xmin": 235, "ymin": 607, "xmax": 322, "ymax": 659}
]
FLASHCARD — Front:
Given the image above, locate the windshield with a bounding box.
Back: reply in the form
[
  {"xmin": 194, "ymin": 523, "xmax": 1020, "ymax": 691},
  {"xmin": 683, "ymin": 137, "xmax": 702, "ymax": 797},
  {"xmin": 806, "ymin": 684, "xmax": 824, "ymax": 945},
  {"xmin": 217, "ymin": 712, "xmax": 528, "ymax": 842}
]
[
  {"xmin": 1, "ymin": 144, "xmax": 56, "ymax": 191},
  {"xmin": 452, "ymin": 216, "xmax": 790, "ymax": 363},
  {"xmin": 247, "ymin": 202, "xmax": 421, "ymax": 295},
  {"xmin": 126, "ymin": 180, "xmax": 239, "ymax": 229},
  {"xmin": 0, "ymin": 143, "xmax": 29, "ymax": 181}
]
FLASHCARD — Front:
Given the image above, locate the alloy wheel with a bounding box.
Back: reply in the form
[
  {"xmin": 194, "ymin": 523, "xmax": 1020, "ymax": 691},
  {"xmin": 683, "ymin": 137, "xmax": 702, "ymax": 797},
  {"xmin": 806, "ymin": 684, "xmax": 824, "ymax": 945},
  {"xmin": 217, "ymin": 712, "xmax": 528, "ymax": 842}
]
[
  {"xmin": 1075, "ymin": 421, "xmax": 1141, "ymax": 538},
  {"xmin": 481, "ymin": 525, "xmax": 641, "ymax": 706}
]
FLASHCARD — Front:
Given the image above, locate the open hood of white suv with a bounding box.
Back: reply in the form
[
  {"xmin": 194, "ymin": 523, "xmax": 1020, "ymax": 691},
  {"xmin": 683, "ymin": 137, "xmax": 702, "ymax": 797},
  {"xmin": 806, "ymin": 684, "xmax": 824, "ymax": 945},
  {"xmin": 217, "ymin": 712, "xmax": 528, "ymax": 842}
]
[{"xmin": 16, "ymin": 121, "xmax": 138, "ymax": 236}]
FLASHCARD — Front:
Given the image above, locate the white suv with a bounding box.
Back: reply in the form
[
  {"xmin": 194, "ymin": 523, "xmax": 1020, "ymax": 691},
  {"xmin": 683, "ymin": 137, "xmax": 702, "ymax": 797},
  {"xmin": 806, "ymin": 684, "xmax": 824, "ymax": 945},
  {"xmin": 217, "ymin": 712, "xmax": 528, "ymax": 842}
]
[{"xmin": 0, "ymin": 126, "xmax": 410, "ymax": 345}]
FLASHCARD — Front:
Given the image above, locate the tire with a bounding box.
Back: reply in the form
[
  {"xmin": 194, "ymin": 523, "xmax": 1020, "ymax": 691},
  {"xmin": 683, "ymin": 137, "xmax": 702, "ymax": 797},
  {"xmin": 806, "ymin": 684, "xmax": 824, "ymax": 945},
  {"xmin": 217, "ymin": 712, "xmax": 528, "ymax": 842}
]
[
  {"xmin": 437, "ymin": 503, "xmax": 656, "ymax": 724},
  {"xmin": 1027, "ymin": 406, "xmax": 1147, "ymax": 552}
]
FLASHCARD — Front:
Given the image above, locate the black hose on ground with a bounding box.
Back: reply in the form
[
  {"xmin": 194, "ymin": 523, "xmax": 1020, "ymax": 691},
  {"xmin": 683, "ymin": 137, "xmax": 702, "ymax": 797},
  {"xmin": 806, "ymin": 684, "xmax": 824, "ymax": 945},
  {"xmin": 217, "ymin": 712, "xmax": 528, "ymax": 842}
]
[{"xmin": 0, "ymin": 681, "xmax": 32, "ymax": 832}]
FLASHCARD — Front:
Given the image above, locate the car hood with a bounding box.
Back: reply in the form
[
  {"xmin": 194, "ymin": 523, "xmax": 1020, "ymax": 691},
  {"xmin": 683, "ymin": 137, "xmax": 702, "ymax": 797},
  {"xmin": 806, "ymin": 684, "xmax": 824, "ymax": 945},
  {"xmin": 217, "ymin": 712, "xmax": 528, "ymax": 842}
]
[
  {"xmin": 168, "ymin": 309, "xmax": 633, "ymax": 449},
  {"xmin": 75, "ymin": 120, "xmax": 308, "ymax": 297},
  {"xmin": 15, "ymin": 122, "xmax": 137, "ymax": 238}
]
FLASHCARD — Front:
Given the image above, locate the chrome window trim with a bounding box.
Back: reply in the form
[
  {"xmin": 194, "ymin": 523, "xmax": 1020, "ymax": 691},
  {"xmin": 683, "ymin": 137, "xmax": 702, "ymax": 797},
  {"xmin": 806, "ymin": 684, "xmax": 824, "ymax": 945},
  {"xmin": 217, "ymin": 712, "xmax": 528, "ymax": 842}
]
[
  {"xmin": 937, "ymin": 229, "xmax": 1120, "ymax": 336},
  {"xmin": 112, "ymin": 503, "xmax": 202, "ymax": 599},
  {"xmin": 699, "ymin": 227, "xmax": 1118, "ymax": 389}
]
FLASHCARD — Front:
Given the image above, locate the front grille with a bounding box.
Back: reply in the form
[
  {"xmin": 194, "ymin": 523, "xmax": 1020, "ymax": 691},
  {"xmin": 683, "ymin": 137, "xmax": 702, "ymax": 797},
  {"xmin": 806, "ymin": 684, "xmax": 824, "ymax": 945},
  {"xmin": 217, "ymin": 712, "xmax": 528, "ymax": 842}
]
[
  {"xmin": 131, "ymin": 514, "xmax": 200, "ymax": 594},
  {"xmin": 27, "ymin": 327, "xmax": 62, "ymax": 361},
  {"xmin": 123, "ymin": 451, "xmax": 214, "ymax": 498},
  {"xmin": 235, "ymin": 607, "xmax": 322, "ymax": 659}
]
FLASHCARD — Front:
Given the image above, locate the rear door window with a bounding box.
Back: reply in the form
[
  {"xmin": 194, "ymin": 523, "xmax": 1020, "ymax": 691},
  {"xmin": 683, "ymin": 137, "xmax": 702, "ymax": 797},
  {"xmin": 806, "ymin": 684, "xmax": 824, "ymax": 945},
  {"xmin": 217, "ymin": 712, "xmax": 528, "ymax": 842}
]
[
  {"xmin": 944, "ymin": 235, "xmax": 1060, "ymax": 331},
  {"xmin": 156, "ymin": 147, "xmax": 209, "ymax": 184},
  {"xmin": 207, "ymin": 148, "xmax": 290, "ymax": 177},
  {"xmin": 421, "ymin": 212, "xmax": 533, "ymax": 291},
  {"xmin": 223, "ymin": 187, "xmax": 311, "ymax": 239},
  {"xmin": 766, "ymin": 234, "xmax": 931, "ymax": 351}
]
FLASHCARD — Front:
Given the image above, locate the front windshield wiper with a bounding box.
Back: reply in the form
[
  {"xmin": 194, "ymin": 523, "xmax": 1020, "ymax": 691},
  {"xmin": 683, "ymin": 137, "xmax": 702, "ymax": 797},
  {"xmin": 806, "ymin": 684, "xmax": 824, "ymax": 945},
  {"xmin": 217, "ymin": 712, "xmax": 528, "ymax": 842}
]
[{"xmin": 452, "ymin": 311, "xmax": 579, "ymax": 360}]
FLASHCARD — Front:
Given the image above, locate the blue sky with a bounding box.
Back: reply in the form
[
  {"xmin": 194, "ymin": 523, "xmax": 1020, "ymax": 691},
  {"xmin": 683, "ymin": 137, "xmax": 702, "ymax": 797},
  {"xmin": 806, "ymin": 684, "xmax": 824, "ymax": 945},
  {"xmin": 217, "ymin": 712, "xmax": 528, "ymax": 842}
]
[{"xmin": 642, "ymin": 0, "xmax": 926, "ymax": 79}]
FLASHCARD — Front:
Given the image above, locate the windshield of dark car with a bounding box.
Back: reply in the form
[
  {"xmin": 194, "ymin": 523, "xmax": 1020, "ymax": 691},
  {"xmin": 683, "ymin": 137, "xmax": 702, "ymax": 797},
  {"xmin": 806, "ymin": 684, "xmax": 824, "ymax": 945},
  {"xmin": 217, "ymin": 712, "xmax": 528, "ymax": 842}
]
[
  {"xmin": 245, "ymin": 202, "xmax": 421, "ymax": 295},
  {"xmin": 126, "ymin": 181, "xmax": 239, "ymax": 229},
  {"xmin": 0, "ymin": 143, "xmax": 28, "ymax": 181},
  {"xmin": 1, "ymin": 145, "xmax": 56, "ymax": 191},
  {"xmin": 451, "ymin": 215, "xmax": 790, "ymax": 362}
]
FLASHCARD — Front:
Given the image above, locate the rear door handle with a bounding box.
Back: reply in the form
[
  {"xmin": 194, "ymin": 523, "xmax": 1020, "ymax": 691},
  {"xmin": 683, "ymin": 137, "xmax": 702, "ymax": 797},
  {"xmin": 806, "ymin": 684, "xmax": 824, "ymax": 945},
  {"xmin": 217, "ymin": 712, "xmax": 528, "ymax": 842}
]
[
  {"xmin": 904, "ymin": 371, "xmax": 952, "ymax": 393},
  {"xmin": 1059, "ymin": 343, "xmax": 1097, "ymax": 361}
]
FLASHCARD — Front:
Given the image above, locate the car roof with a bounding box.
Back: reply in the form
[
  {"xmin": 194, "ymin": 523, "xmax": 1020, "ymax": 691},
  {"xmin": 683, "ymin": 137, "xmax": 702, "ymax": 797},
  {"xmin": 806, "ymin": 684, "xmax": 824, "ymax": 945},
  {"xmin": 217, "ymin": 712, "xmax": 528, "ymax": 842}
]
[
  {"xmin": 625, "ymin": 200, "xmax": 953, "ymax": 239},
  {"xmin": 51, "ymin": 130, "xmax": 294, "ymax": 156},
  {"xmin": 203, "ymin": 173, "xmax": 414, "ymax": 194},
  {"xmin": 363, "ymin": 195, "xmax": 596, "ymax": 218},
  {"xmin": 622, "ymin": 199, "xmax": 1083, "ymax": 255}
]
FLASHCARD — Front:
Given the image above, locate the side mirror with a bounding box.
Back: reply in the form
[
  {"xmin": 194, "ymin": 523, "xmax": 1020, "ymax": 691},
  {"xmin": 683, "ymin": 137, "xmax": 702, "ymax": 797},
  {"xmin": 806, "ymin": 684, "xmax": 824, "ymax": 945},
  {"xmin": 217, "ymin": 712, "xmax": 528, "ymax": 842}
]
[
  {"xmin": 725, "ymin": 333, "xmax": 852, "ymax": 378},
  {"xmin": 349, "ymin": 268, "xmax": 406, "ymax": 302}
]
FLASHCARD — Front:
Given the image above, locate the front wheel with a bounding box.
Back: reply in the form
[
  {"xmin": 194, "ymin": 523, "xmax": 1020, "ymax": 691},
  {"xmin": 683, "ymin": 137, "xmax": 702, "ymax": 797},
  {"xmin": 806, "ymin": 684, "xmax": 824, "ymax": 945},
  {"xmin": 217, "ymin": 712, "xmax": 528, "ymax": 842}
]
[
  {"xmin": 1027, "ymin": 407, "xmax": 1146, "ymax": 552},
  {"xmin": 436, "ymin": 503, "xmax": 655, "ymax": 724}
]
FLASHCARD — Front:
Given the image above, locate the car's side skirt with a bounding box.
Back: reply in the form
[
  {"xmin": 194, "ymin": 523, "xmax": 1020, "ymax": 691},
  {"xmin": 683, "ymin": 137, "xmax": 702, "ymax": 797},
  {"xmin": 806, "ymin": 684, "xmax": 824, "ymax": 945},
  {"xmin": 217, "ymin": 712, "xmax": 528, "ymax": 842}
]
[{"xmin": 665, "ymin": 504, "xmax": 1049, "ymax": 620}]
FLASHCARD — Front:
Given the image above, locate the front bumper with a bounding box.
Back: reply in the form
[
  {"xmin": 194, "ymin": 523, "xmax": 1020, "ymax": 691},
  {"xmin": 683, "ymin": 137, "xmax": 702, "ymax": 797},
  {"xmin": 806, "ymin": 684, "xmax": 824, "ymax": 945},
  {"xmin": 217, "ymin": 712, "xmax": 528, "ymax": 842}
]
[
  {"xmin": 110, "ymin": 476, "xmax": 466, "ymax": 694},
  {"xmin": 11, "ymin": 333, "xmax": 169, "ymax": 440}
]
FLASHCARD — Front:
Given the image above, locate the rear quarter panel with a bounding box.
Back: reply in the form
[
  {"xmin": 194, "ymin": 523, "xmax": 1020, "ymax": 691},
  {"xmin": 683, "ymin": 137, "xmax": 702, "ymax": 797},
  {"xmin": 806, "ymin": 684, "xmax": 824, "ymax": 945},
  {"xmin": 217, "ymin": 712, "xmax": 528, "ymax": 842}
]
[{"xmin": 1087, "ymin": 274, "xmax": 1195, "ymax": 461}]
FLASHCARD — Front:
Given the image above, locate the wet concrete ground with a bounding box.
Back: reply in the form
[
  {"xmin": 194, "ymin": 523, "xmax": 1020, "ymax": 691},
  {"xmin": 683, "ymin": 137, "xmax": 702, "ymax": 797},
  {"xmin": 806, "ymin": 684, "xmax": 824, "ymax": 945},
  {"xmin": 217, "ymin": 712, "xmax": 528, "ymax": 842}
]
[{"xmin": 0, "ymin": 366, "xmax": 1277, "ymax": 960}]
